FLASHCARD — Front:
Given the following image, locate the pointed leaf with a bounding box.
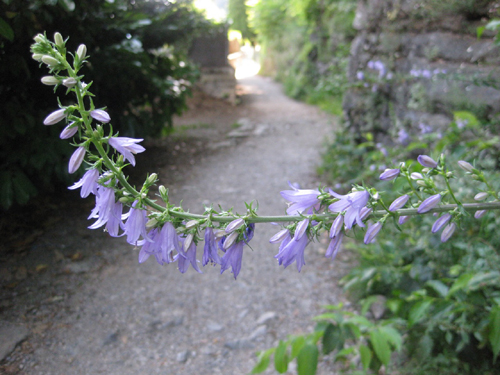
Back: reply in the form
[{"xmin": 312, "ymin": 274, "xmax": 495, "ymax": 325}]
[
  {"xmin": 291, "ymin": 336, "xmax": 306, "ymax": 358},
  {"xmin": 322, "ymin": 323, "xmax": 342, "ymax": 354},
  {"xmin": 251, "ymin": 348, "xmax": 275, "ymax": 374},
  {"xmin": 408, "ymin": 299, "xmax": 432, "ymax": 327},
  {"xmin": 359, "ymin": 344, "xmax": 373, "ymax": 370},
  {"xmin": 369, "ymin": 328, "xmax": 391, "ymax": 367},
  {"xmin": 297, "ymin": 344, "xmax": 319, "ymax": 375},
  {"xmin": 489, "ymin": 306, "xmax": 500, "ymax": 362},
  {"xmin": 449, "ymin": 273, "xmax": 473, "ymax": 296},
  {"xmin": 0, "ymin": 17, "xmax": 14, "ymax": 41},
  {"xmin": 274, "ymin": 340, "xmax": 288, "ymax": 373}
]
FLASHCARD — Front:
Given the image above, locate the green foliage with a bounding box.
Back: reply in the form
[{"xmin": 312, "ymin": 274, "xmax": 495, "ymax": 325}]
[
  {"xmin": 0, "ymin": 0, "xmax": 213, "ymax": 209},
  {"xmin": 228, "ymin": 0, "xmax": 254, "ymax": 41},
  {"xmin": 253, "ymin": 0, "xmax": 356, "ymax": 108},
  {"xmin": 251, "ymin": 304, "xmax": 403, "ymax": 374}
]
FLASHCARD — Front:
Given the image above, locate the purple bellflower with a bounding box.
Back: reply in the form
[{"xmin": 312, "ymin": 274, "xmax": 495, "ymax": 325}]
[
  {"xmin": 328, "ymin": 190, "xmax": 370, "ymax": 229},
  {"xmin": 60, "ymin": 122, "xmax": 78, "ymax": 139},
  {"xmin": 270, "ymin": 228, "xmax": 289, "ymax": 244},
  {"xmin": 203, "ymin": 227, "xmax": 221, "ymax": 266},
  {"xmin": 177, "ymin": 237, "xmax": 202, "ymax": 274},
  {"xmin": 138, "ymin": 228, "xmax": 160, "ymax": 264},
  {"xmin": 325, "ymin": 232, "xmax": 344, "ymax": 260},
  {"xmin": 417, "ymin": 155, "xmax": 438, "ymax": 169},
  {"xmin": 88, "ymin": 185, "xmax": 116, "ymax": 229},
  {"xmin": 398, "ymin": 216, "xmax": 410, "ymax": 225},
  {"xmin": 329, "ymin": 215, "xmax": 343, "ymax": 238},
  {"xmin": 68, "ymin": 146, "xmax": 86, "ymax": 174},
  {"xmin": 274, "ymin": 231, "xmax": 308, "ymax": 272},
  {"xmin": 389, "ymin": 194, "xmax": 409, "ymax": 212},
  {"xmin": 441, "ymin": 223, "xmax": 456, "ymax": 242},
  {"xmin": 123, "ymin": 200, "xmax": 151, "ymax": 245},
  {"xmin": 280, "ymin": 182, "xmax": 321, "ymax": 215},
  {"xmin": 475, "ymin": 210, "xmax": 487, "ymax": 219},
  {"xmin": 68, "ymin": 169, "xmax": 99, "ymax": 198},
  {"xmin": 90, "ymin": 109, "xmax": 111, "ymax": 123},
  {"xmin": 108, "ymin": 137, "xmax": 146, "ymax": 167},
  {"xmin": 220, "ymin": 240, "xmax": 244, "ymax": 279}
]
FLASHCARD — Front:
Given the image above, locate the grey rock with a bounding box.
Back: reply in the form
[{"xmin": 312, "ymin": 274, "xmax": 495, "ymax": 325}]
[
  {"xmin": 248, "ymin": 325, "xmax": 267, "ymax": 341},
  {"xmin": 103, "ymin": 331, "xmax": 120, "ymax": 346},
  {"xmin": 176, "ymin": 350, "xmax": 190, "ymax": 363},
  {"xmin": 256, "ymin": 311, "xmax": 278, "ymax": 325},
  {"xmin": 370, "ymin": 295, "xmax": 387, "ymax": 320},
  {"xmin": 224, "ymin": 339, "xmax": 254, "ymax": 350},
  {"xmin": 0, "ymin": 321, "xmax": 29, "ymax": 361},
  {"xmin": 63, "ymin": 260, "xmax": 92, "ymax": 274},
  {"xmin": 206, "ymin": 322, "xmax": 223, "ymax": 332}
]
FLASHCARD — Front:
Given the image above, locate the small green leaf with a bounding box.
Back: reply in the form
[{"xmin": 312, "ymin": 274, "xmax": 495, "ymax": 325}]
[
  {"xmin": 251, "ymin": 348, "xmax": 275, "ymax": 374},
  {"xmin": 408, "ymin": 299, "xmax": 432, "ymax": 327},
  {"xmin": 291, "ymin": 336, "xmax": 306, "ymax": 358},
  {"xmin": 0, "ymin": 17, "xmax": 14, "ymax": 41},
  {"xmin": 322, "ymin": 323, "xmax": 342, "ymax": 354},
  {"xmin": 477, "ymin": 25, "xmax": 485, "ymax": 39},
  {"xmin": 467, "ymin": 272, "xmax": 500, "ymax": 291},
  {"xmin": 379, "ymin": 326, "xmax": 402, "ymax": 352},
  {"xmin": 359, "ymin": 344, "xmax": 373, "ymax": 370},
  {"xmin": 489, "ymin": 306, "xmax": 500, "ymax": 362},
  {"xmin": 425, "ymin": 280, "xmax": 449, "ymax": 298},
  {"xmin": 274, "ymin": 341, "xmax": 288, "ymax": 373},
  {"xmin": 448, "ymin": 273, "xmax": 474, "ymax": 296},
  {"xmin": 369, "ymin": 328, "xmax": 391, "ymax": 367},
  {"xmin": 297, "ymin": 344, "xmax": 319, "ymax": 375}
]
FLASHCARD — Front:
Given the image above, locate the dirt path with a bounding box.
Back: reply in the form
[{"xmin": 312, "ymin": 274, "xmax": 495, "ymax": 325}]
[{"xmin": 0, "ymin": 76, "xmax": 348, "ymax": 374}]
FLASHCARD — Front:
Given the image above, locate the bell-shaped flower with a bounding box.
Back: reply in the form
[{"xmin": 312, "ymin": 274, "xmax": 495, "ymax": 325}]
[
  {"xmin": 68, "ymin": 169, "xmax": 99, "ymax": 198},
  {"xmin": 88, "ymin": 185, "xmax": 116, "ymax": 230},
  {"xmin": 329, "ymin": 215, "xmax": 344, "ymax": 238},
  {"xmin": 108, "ymin": 137, "xmax": 145, "ymax": 166},
  {"xmin": 325, "ymin": 232, "xmax": 344, "ymax": 260},
  {"xmin": 138, "ymin": 228, "xmax": 160, "ymax": 264},
  {"xmin": 122, "ymin": 201, "xmax": 151, "ymax": 245},
  {"xmin": 329, "ymin": 189, "xmax": 370, "ymax": 229},
  {"xmin": 280, "ymin": 182, "xmax": 321, "ymax": 215},
  {"xmin": 270, "ymin": 228, "xmax": 289, "ymax": 244},
  {"xmin": 177, "ymin": 237, "xmax": 202, "ymax": 274},
  {"xmin": 203, "ymin": 227, "xmax": 221, "ymax": 266},
  {"xmin": 220, "ymin": 240, "xmax": 244, "ymax": 279},
  {"xmin": 68, "ymin": 146, "xmax": 86, "ymax": 174}
]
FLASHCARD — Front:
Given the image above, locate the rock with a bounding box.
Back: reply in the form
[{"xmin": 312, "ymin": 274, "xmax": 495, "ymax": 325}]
[
  {"xmin": 103, "ymin": 331, "xmax": 120, "ymax": 346},
  {"xmin": 224, "ymin": 339, "xmax": 254, "ymax": 350},
  {"xmin": 206, "ymin": 322, "xmax": 223, "ymax": 332},
  {"xmin": 176, "ymin": 350, "xmax": 189, "ymax": 363},
  {"xmin": 63, "ymin": 260, "xmax": 92, "ymax": 274},
  {"xmin": 256, "ymin": 311, "xmax": 278, "ymax": 325},
  {"xmin": 0, "ymin": 321, "xmax": 29, "ymax": 361},
  {"xmin": 370, "ymin": 295, "xmax": 387, "ymax": 320},
  {"xmin": 248, "ymin": 325, "xmax": 267, "ymax": 341}
]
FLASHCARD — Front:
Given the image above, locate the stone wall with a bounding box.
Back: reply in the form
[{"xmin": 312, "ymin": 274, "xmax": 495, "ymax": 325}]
[{"xmin": 344, "ymin": 0, "xmax": 500, "ymax": 143}]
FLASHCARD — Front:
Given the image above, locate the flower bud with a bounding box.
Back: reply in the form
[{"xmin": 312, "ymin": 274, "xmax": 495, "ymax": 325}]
[
  {"xmin": 68, "ymin": 146, "xmax": 86, "ymax": 174},
  {"xmin": 446, "ymin": 172, "xmax": 453, "ymax": 178},
  {"xmin": 329, "ymin": 215, "xmax": 344, "ymax": 238},
  {"xmin": 411, "ymin": 172, "xmax": 423, "ymax": 180},
  {"xmin": 379, "ymin": 168, "xmax": 400, "ymax": 181},
  {"xmin": 119, "ymin": 197, "xmax": 129, "ymax": 204},
  {"xmin": 364, "ymin": 222, "xmax": 382, "ymax": 244},
  {"xmin": 32, "ymin": 53, "xmax": 44, "ymax": 61},
  {"xmin": 359, "ymin": 207, "xmax": 372, "ymax": 221},
  {"xmin": 417, "ymin": 155, "xmax": 438, "ymax": 168},
  {"xmin": 183, "ymin": 233, "xmax": 194, "ymax": 251},
  {"xmin": 41, "ymin": 76, "xmax": 60, "ymax": 85},
  {"xmin": 185, "ymin": 220, "xmax": 198, "ymax": 229},
  {"xmin": 458, "ymin": 160, "xmax": 474, "ymax": 173},
  {"xmin": 60, "ymin": 122, "xmax": 78, "ymax": 139},
  {"xmin": 159, "ymin": 185, "xmax": 167, "ymax": 198},
  {"xmin": 441, "ymin": 223, "xmax": 456, "ymax": 242},
  {"xmin": 223, "ymin": 231, "xmax": 239, "ymax": 250},
  {"xmin": 54, "ymin": 32, "xmax": 64, "ymax": 48},
  {"xmin": 63, "ymin": 77, "xmax": 77, "ymax": 88},
  {"xmin": 90, "ymin": 109, "xmax": 111, "ymax": 123},
  {"xmin": 294, "ymin": 219, "xmax": 309, "ymax": 241},
  {"xmin": 225, "ymin": 218, "xmax": 245, "ymax": 233},
  {"xmin": 43, "ymin": 108, "xmax": 67, "ymax": 125},
  {"xmin": 147, "ymin": 173, "xmax": 158, "ymax": 185},
  {"xmin": 416, "ymin": 180, "xmax": 427, "ymax": 187},
  {"xmin": 76, "ymin": 44, "xmax": 87, "ymax": 61},
  {"xmin": 270, "ymin": 228, "xmax": 289, "ymax": 243},
  {"xmin": 34, "ymin": 34, "xmax": 45, "ymax": 43},
  {"xmin": 431, "ymin": 213, "xmax": 451, "ymax": 233},
  {"xmin": 417, "ymin": 194, "xmax": 441, "ymax": 213},
  {"xmin": 41, "ymin": 55, "xmax": 60, "ymax": 68},
  {"xmin": 474, "ymin": 192, "xmax": 488, "ymax": 201},
  {"xmin": 389, "ymin": 194, "xmax": 409, "ymax": 212},
  {"xmin": 474, "ymin": 210, "xmax": 487, "ymax": 219},
  {"xmin": 146, "ymin": 218, "xmax": 158, "ymax": 229},
  {"xmin": 398, "ymin": 216, "xmax": 410, "ymax": 225}
]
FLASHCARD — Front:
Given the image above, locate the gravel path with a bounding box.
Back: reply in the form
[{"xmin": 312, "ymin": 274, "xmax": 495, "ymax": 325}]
[{"xmin": 0, "ymin": 76, "xmax": 349, "ymax": 374}]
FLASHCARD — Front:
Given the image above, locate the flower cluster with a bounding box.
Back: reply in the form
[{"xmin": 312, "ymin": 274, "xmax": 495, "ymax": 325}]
[{"xmin": 31, "ymin": 32, "xmax": 500, "ymax": 280}]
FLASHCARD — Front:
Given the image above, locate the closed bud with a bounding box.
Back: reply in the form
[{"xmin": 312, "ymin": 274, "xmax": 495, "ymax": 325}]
[
  {"xmin": 329, "ymin": 215, "xmax": 344, "ymax": 238},
  {"xmin": 474, "ymin": 210, "xmax": 487, "ymax": 219},
  {"xmin": 270, "ymin": 229, "xmax": 289, "ymax": 243},
  {"xmin": 441, "ymin": 223, "xmax": 456, "ymax": 242},
  {"xmin": 416, "ymin": 180, "xmax": 427, "ymax": 187},
  {"xmin": 225, "ymin": 218, "xmax": 245, "ymax": 233},
  {"xmin": 119, "ymin": 197, "xmax": 129, "ymax": 204},
  {"xmin": 364, "ymin": 222, "xmax": 383, "ymax": 244},
  {"xmin": 41, "ymin": 76, "xmax": 60, "ymax": 85},
  {"xmin": 411, "ymin": 172, "xmax": 423, "ymax": 180},
  {"xmin": 43, "ymin": 108, "xmax": 67, "ymax": 125},
  {"xmin": 422, "ymin": 168, "xmax": 430, "ymax": 174},
  {"xmin": 185, "ymin": 220, "xmax": 198, "ymax": 229},
  {"xmin": 42, "ymin": 55, "xmax": 60, "ymax": 68},
  {"xmin": 359, "ymin": 207, "xmax": 372, "ymax": 221},
  {"xmin": 147, "ymin": 173, "xmax": 158, "ymax": 185},
  {"xmin": 60, "ymin": 122, "xmax": 78, "ymax": 139},
  {"xmin": 417, "ymin": 194, "xmax": 441, "ymax": 213},
  {"xmin": 431, "ymin": 213, "xmax": 451, "ymax": 233},
  {"xmin": 32, "ymin": 53, "xmax": 44, "ymax": 61},
  {"xmin": 398, "ymin": 216, "xmax": 410, "ymax": 225},
  {"xmin": 63, "ymin": 77, "xmax": 77, "ymax": 88},
  {"xmin": 54, "ymin": 32, "xmax": 64, "ymax": 48},
  {"xmin": 183, "ymin": 233, "xmax": 194, "ymax": 251},
  {"xmin": 76, "ymin": 44, "xmax": 87, "ymax": 61},
  {"xmin": 146, "ymin": 218, "xmax": 158, "ymax": 229},
  {"xmin": 446, "ymin": 172, "xmax": 453, "ymax": 178},
  {"xmin": 34, "ymin": 34, "xmax": 45, "ymax": 43},
  {"xmin": 389, "ymin": 194, "xmax": 410, "ymax": 212},
  {"xmin": 379, "ymin": 168, "xmax": 400, "ymax": 181},
  {"xmin": 159, "ymin": 185, "xmax": 167, "ymax": 197},
  {"xmin": 294, "ymin": 219, "xmax": 309, "ymax": 240},
  {"xmin": 418, "ymin": 155, "xmax": 438, "ymax": 169},
  {"xmin": 458, "ymin": 160, "xmax": 474, "ymax": 173},
  {"xmin": 223, "ymin": 231, "xmax": 239, "ymax": 250},
  {"xmin": 474, "ymin": 192, "xmax": 488, "ymax": 201}
]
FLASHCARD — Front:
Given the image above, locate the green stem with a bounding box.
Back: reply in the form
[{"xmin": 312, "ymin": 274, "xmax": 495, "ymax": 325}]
[{"xmin": 444, "ymin": 175, "xmax": 462, "ymax": 207}]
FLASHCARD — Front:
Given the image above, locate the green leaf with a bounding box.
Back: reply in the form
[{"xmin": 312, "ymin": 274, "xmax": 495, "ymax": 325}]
[
  {"xmin": 291, "ymin": 336, "xmax": 306, "ymax": 358},
  {"xmin": 408, "ymin": 299, "xmax": 432, "ymax": 327},
  {"xmin": 489, "ymin": 306, "xmax": 500, "ymax": 362},
  {"xmin": 0, "ymin": 17, "xmax": 14, "ymax": 41},
  {"xmin": 369, "ymin": 328, "xmax": 391, "ymax": 367},
  {"xmin": 297, "ymin": 344, "xmax": 319, "ymax": 375},
  {"xmin": 251, "ymin": 348, "xmax": 275, "ymax": 374},
  {"xmin": 359, "ymin": 344, "xmax": 373, "ymax": 370},
  {"xmin": 448, "ymin": 273, "xmax": 474, "ymax": 296},
  {"xmin": 322, "ymin": 323, "xmax": 342, "ymax": 354},
  {"xmin": 274, "ymin": 340, "xmax": 288, "ymax": 373},
  {"xmin": 425, "ymin": 280, "xmax": 449, "ymax": 298},
  {"xmin": 477, "ymin": 25, "xmax": 485, "ymax": 39},
  {"xmin": 485, "ymin": 19, "xmax": 500, "ymax": 30},
  {"xmin": 379, "ymin": 326, "xmax": 402, "ymax": 352},
  {"xmin": 467, "ymin": 272, "xmax": 500, "ymax": 291}
]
